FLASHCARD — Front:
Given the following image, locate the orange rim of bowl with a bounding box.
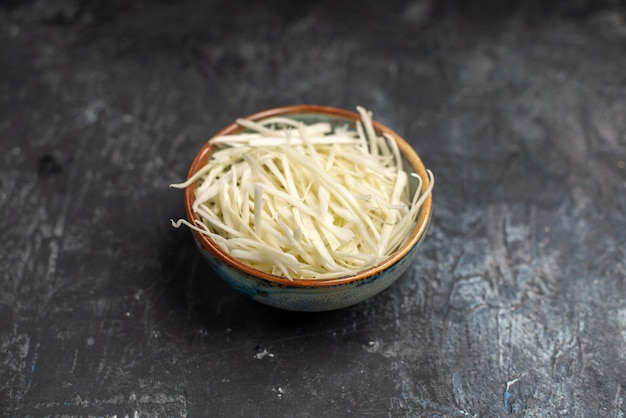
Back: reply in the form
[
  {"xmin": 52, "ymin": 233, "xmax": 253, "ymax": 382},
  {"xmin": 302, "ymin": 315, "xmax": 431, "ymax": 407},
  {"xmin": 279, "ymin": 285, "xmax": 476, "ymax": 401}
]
[{"xmin": 184, "ymin": 105, "xmax": 433, "ymax": 287}]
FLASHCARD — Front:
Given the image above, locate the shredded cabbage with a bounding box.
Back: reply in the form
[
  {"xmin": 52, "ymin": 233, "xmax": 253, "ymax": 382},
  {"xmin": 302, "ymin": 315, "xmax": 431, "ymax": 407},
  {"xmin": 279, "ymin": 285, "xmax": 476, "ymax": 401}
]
[{"xmin": 171, "ymin": 107, "xmax": 434, "ymax": 280}]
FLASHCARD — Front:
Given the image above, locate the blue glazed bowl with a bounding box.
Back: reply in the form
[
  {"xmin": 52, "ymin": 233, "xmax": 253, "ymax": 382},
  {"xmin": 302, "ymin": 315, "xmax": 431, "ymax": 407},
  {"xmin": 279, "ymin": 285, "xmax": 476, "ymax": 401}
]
[{"xmin": 184, "ymin": 105, "xmax": 433, "ymax": 311}]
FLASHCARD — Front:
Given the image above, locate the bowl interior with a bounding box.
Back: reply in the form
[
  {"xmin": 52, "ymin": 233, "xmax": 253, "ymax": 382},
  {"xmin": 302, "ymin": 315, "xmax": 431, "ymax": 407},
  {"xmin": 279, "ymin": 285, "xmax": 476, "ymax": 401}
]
[{"xmin": 184, "ymin": 105, "xmax": 432, "ymax": 287}]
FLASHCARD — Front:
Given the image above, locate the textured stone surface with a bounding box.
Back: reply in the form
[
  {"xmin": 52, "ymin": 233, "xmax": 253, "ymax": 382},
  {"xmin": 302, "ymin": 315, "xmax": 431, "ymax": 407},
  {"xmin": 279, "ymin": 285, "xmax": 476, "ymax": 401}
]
[{"xmin": 1, "ymin": 0, "xmax": 625, "ymax": 416}]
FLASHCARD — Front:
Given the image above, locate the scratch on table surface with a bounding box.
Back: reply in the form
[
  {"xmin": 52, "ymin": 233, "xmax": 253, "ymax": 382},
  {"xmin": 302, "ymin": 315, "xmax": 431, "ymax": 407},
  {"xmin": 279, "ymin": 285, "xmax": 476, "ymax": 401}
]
[
  {"xmin": 45, "ymin": 240, "xmax": 59, "ymax": 282},
  {"xmin": 70, "ymin": 348, "xmax": 78, "ymax": 374},
  {"xmin": 503, "ymin": 377, "xmax": 520, "ymax": 413},
  {"xmin": 619, "ymin": 308, "xmax": 626, "ymax": 362},
  {"xmin": 486, "ymin": 205, "xmax": 515, "ymax": 288},
  {"xmin": 452, "ymin": 371, "xmax": 467, "ymax": 407},
  {"xmin": 255, "ymin": 359, "xmax": 282, "ymax": 416},
  {"xmin": 614, "ymin": 384, "xmax": 623, "ymax": 418},
  {"xmin": 23, "ymin": 347, "xmax": 39, "ymax": 397}
]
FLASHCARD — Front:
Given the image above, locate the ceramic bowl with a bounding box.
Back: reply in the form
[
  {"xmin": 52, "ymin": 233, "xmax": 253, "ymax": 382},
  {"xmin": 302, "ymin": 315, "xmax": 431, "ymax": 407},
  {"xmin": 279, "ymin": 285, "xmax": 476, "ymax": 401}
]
[{"xmin": 184, "ymin": 105, "xmax": 433, "ymax": 311}]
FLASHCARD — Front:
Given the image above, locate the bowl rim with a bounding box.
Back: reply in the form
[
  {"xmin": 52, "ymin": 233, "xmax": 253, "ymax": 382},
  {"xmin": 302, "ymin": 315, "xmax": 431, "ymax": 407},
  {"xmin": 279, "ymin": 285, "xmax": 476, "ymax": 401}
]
[{"xmin": 184, "ymin": 104, "xmax": 432, "ymax": 288}]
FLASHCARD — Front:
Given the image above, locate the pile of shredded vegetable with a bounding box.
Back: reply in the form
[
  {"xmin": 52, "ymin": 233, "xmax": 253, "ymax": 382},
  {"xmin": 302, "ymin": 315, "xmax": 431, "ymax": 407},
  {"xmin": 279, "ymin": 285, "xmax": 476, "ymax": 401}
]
[{"xmin": 171, "ymin": 106, "xmax": 434, "ymax": 280}]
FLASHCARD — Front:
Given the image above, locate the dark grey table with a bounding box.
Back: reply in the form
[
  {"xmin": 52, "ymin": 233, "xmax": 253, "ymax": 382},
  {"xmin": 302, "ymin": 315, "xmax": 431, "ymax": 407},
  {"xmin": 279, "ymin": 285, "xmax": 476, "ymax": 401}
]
[{"xmin": 2, "ymin": 1, "xmax": 625, "ymax": 416}]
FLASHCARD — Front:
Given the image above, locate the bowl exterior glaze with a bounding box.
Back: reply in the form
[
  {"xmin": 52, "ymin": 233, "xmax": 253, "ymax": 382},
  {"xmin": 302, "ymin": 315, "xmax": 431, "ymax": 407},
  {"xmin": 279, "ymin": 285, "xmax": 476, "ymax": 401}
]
[{"xmin": 185, "ymin": 105, "xmax": 433, "ymax": 312}]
